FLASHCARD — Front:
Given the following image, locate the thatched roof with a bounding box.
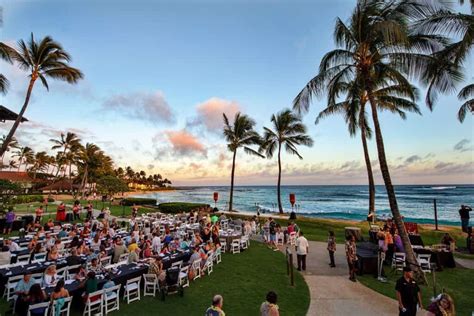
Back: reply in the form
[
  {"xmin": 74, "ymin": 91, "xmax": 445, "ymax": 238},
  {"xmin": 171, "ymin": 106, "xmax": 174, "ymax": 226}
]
[{"xmin": 0, "ymin": 171, "xmax": 35, "ymax": 182}]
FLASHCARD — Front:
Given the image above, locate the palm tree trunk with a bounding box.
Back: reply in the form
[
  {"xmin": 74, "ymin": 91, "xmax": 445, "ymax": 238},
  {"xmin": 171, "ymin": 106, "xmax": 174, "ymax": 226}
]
[
  {"xmin": 360, "ymin": 124, "xmax": 375, "ymax": 217},
  {"xmin": 229, "ymin": 150, "xmax": 237, "ymax": 212},
  {"xmin": 0, "ymin": 77, "xmax": 36, "ymax": 157},
  {"xmin": 368, "ymin": 94, "xmax": 426, "ymax": 283},
  {"xmin": 80, "ymin": 166, "xmax": 88, "ymax": 199},
  {"xmin": 17, "ymin": 159, "xmax": 21, "ymax": 172},
  {"xmin": 277, "ymin": 143, "xmax": 283, "ymax": 213}
]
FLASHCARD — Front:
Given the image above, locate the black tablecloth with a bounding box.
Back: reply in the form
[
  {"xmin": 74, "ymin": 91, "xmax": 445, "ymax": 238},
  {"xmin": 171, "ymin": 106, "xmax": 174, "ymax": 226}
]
[
  {"xmin": 356, "ymin": 242, "xmax": 378, "ymax": 275},
  {"xmin": 409, "ymin": 234, "xmax": 424, "ymax": 247},
  {"xmin": 414, "ymin": 248, "xmax": 455, "ymax": 270}
]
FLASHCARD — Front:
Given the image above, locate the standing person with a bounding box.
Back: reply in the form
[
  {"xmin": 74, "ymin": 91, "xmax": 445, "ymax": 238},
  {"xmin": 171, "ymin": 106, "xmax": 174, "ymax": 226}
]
[
  {"xmin": 86, "ymin": 202, "xmax": 93, "ymax": 220},
  {"xmin": 426, "ymin": 293, "xmax": 455, "ymax": 316},
  {"xmin": 268, "ymin": 217, "xmax": 277, "ymax": 251},
  {"xmin": 56, "ymin": 203, "xmax": 66, "ymax": 222},
  {"xmin": 345, "ymin": 235, "xmax": 357, "ymax": 282},
  {"xmin": 296, "ymin": 231, "xmax": 309, "ymax": 271},
  {"xmin": 260, "ymin": 291, "xmax": 279, "ymax": 316},
  {"xmin": 205, "ymin": 294, "xmax": 225, "ymax": 316},
  {"xmin": 72, "ymin": 201, "xmax": 81, "ymax": 221},
  {"xmin": 3, "ymin": 207, "xmax": 15, "ymax": 234},
  {"xmin": 459, "ymin": 205, "xmax": 472, "ymax": 232},
  {"xmin": 395, "ymin": 267, "xmax": 423, "ymax": 316},
  {"xmin": 35, "ymin": 206, "xmax": 44, "ymax": 224},
  {"xmin": 131, "ymin": 204, "xmax": 139, "ymax": 219},
  {"xmin": 327, "ymin": 231, "xmax": 336, "ymax": 268}
]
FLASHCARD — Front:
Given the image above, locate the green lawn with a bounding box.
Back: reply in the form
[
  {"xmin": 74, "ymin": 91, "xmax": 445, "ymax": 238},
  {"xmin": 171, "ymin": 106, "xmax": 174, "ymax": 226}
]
[
  {"xmin": 358, "ymin": 267, "xmax": 474, "ymax": 316},
  {"xmin": 0, "ymin": 241, "xmax": 309, "ymax": 316}
]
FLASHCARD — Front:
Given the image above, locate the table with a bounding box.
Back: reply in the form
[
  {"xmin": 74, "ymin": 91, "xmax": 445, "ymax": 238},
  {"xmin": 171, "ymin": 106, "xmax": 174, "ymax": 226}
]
[
  {"xmin": 409, "ymin": 234, "xmax": 424, "ymax": 247},
  {"xmin": 219, "ymin": 231, "xmax": 241, "ymax": 252},
  {"xmin": 356, "ymin": 242, "xmax": 379, "ymax": 275},
  {"xmin": 414, "ymin": 248, "xmax": 455, "ymax": 270}
]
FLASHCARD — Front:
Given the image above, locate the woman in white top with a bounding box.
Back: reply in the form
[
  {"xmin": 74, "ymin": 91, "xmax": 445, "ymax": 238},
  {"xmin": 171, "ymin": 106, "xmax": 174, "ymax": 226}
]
[{"xmin": 42, "ymin": 265, "xmax": 59, "ymax": 287}]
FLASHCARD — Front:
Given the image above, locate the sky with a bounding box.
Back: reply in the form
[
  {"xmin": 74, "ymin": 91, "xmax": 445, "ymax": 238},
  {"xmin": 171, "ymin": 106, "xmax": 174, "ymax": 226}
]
[{"xmin": 0, "ymin": 0, "xmax": 473, "ymax": 186}]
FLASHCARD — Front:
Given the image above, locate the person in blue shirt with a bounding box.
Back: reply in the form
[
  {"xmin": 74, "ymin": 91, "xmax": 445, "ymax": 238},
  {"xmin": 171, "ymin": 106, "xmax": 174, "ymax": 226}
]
[{"xmin": 102, "ymin": 275, "xmax": 116, "ymax": 297}]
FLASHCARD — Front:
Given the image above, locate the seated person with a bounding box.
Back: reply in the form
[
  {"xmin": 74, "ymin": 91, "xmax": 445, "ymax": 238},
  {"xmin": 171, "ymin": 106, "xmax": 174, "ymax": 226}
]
[
  {"xmin": 42, "ymin": 265, "xmax": 59, "ymax": 287},
  {"xmin": 148, "ymin": 257, "xmax": 166, "ymax": 286},
  {"xmin": 0, "ymin": 246, "xmax": 11, "ymax": 265},
  {"xmin": 127, "ymin": 247, "xmax": 140, "ymax": 264},
  {"xmin": 201, "ymin": 227, "xmax": 211, "ymax": 243},
  {"xmin": 160, "ymin": 243, "xmax": 171, "ymax": 255},
  {"xmin": 441, "ymin": 233, "xmax": 455, "ymax": 250},
  {"xmin": 5, "ymin": 239, "xmax": 21, "ymax": 252},
  {"xmin": 47, "ymin": 247, "xmax": 60, "ymax": 261},
  {"xmin": 127, "ymin": 238, "xmax": 139, "ymax": 252},
  {"xmin": 88, "ymin": 257, "xmax": 103, "ymax": 273},
  {"xmin": 14, "ymin": 273, "xmax": 36, "ymax": 315},
  {"xmin": 82, "ymin": 271, "xmax": 98, "ymax": 303},
  {"xmin": 25, "ymin": 284, "xmax": 47, "ymax": 316},
  {"xmin": 66, "ymin": 248, "xmax": 82, "ymax": 265},
  {"xmin": 50, "ymin": 279, "xmax": 69, "ymax": 300},
  {"xmin": 102, "ymin": 275, "xmax": 115, "ymax": 296},
  {"xmin": 75, "ymin": 264, "xmax": 88, "ymax": 280}
]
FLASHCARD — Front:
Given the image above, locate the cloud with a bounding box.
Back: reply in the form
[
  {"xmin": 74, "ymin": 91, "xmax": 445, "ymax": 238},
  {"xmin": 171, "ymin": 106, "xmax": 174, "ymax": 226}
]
[
  {"xmin": 102, "ymin": 90, "xmax": 174, "ymax": 124},
  {"xmin": 405, "ymin": 155, "xmax": 421, "ymax": 164},
  {"xmin": 152, "ymin": 129, "xmax": 207, "ymax": 159},
  {"xmin": 188, "ymin": 97, "xmax": 241, "ymax": 132},
  {"xmin": 453, "ymin": 139, "xmax": 472, "ymax": 153}
]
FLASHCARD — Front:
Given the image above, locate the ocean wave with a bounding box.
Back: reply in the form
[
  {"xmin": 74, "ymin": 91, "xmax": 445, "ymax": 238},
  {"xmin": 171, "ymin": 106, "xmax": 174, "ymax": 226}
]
[{"xmin": 430, "ymin": 186, "xmax": 456, "ymax": 190}]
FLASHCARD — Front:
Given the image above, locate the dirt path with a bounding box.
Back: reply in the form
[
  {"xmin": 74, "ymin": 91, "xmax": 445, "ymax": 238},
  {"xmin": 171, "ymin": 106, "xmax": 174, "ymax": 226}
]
[{"xmin": 279, "ymin": 240, "xmax": 398, "ymax": 316}]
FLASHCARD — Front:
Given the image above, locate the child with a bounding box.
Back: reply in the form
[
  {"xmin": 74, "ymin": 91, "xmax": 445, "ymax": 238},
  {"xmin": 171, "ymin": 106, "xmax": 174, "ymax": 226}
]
[{"xmin": 327, "ymin": 231, "xmax": 336, "ymax": 268}]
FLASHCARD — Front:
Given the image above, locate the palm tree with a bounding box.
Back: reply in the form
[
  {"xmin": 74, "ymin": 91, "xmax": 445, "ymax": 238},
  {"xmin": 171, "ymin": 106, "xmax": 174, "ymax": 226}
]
[
  {"xmin": 293, "ymin": 0, "xmax": 442, "ymax": 280},
  {"xmin": 260, "ymin": 109, "xmax": 313, "ymax": 213},
  {"xmin": 0, "ymin": 136, "xmax": 19, "ymax": 164},
  {"xmin": 31, "ymin": 151, "xmax": 49, "ymax": 178},
  {"xmin": 76, "ymin": 143, "xmax": 114, "ymax": 197},
  {"xmin": 12, "ymin": 146, "xmax": 34, "ymax": 171},
  {"xmin": 8, "ymin": 160, "xmax": 18, "ymax": 171},
  {"xmin": 0, "ymin": 43, "xmax": 13, "ymax": 94},
  {"xmin": 223, "ymin": 112, "xmax": 263, "ymax": 212},
  {"xmin": 457, "ymin": 84, "xmax": 474, "ymax": 122},
  {"xmin": 50, "ymin": 132, "xmax": 82, "ymax": 177},
  {"xmin": 0, "ymin": 34, "xmax": 83, "ymax": 157}
]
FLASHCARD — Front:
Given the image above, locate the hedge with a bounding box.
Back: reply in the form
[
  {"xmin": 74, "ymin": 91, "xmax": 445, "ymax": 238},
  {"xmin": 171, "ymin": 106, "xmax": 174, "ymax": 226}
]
[
  {"xmin": 121, "ymin": 197, "xmax": 157, "ymax": 206},
  {"xmin": 158, "ymin": 202, "xmax": 209, "ymax": 214},
  {"xmin": 13, "ymin": 195, "xmax": 44, "ymax": 204}
]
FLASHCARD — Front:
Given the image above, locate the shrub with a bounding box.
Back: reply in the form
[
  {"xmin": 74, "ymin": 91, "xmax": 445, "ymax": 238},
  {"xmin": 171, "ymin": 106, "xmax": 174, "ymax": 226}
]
[
  {"xmin": 13, "ymin": 195, "xmax": 44, "ymax": 204},
  {"xmin": 121, "ymin": 197, "xmax": 157, "ymax": 206},
  {"xmin": 158, "ymin": 202, "xmax": 209, "ymax": 214}
]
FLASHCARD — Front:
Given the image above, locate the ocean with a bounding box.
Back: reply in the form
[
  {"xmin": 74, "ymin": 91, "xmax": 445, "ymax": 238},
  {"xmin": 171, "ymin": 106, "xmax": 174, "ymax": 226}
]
[{"xmin": 137, "ymin": 185, "xmax": 474, "ymax": 225}]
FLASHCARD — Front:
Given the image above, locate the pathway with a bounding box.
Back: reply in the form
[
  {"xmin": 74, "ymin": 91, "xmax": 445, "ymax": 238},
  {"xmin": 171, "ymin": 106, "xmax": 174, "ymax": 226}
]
[{"xmin": 278, "ymin": 241, "xmax": 399, "ymax": 316}]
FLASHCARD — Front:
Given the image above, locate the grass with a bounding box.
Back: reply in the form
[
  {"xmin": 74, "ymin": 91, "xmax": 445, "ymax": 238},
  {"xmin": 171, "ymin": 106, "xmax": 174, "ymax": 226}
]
[
  {"xmin": 0, "ymin": 241, "xmax": 310, "ymax": 316},
  {"xmin": 358, "ymin": 267, "xmax": 474, "ymax": 316}
]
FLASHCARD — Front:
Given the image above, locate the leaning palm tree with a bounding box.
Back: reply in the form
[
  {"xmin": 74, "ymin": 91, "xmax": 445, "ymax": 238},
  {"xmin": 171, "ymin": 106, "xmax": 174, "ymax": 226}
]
[
  {"xmin": 294, "ymin": 0, "xmax": 443, "ymax": 280},
  {"xmin": 0, "ymin": 136, "xmax": 19, "ymax": 164},
  {"xmin": 223, "ymin": 112, "xmax": 263, "ymax": 212},
  {"xmin": 260, "ymin": 109, "xmax": 313, "ymax": 213},
  {"xmin": 50, "ymin": 132, "xmax": 81, "ymax": 177},
  {"xmin": 457, "ymin": 84, "xmax": 474, "ymax": 122},
  {"xmin": 0, "ymin": 34, "xmax": 83, "ymax": 157}
]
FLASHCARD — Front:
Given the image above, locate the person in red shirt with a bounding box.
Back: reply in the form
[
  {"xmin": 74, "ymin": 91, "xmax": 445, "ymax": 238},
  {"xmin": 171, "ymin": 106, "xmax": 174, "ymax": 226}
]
[
  {"xmin": 56, "ymin": 203, "xmax": 66, "ymax": 222},
  {"xmin": 73, "ymin": 201, "xmax": 81, "ymax": 220},
  {"xmin": 35, "ymin": 206, "xmax": 44, "ymax": 224}
]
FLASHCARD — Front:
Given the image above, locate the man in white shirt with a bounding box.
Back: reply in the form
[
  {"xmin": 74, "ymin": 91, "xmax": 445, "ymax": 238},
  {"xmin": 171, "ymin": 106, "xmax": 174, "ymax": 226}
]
[
  {"xmin": 5, "ymin": 239, "xmax": 20, "ymax": 252},
  {"xmin": 296, "ymin": 231, "xmax": 309, "ymax": 271},
  {"xmin": 152, "ymin": 232, "xmax": 162, "ymax": 254}
]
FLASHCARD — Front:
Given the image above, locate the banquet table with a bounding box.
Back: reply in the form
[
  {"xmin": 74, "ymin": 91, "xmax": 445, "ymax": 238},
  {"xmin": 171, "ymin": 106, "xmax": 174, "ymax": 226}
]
[
  {"xmin": 219, "ymin": 231, "xmax": 242, "ymax": 252},
  {"xmin": 356, "ymin": 242, "xmax": 379, "ymax": 275},
  {"xmin": 413, "ymin": 248, "xmax": 455, "ymax": 270}
]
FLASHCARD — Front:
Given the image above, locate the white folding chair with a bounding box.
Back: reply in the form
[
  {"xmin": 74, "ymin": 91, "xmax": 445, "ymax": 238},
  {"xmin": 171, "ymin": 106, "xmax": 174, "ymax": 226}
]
[
  {"xmin": 66, "ymin": 264, "xmax": 81, "ymax": 280},
  {"xmin": 5, "ymin": 274, "xmax": 23, "ymax": 302},
  {"xmin": 231, "ymin": 239, "xmax": 240, "ymax": 254},
  {"xmin": 191, "ymin": 259, "xmax": 202, "ymax": 280},
  {"xmin": 289, "ymin": 232, "xmax": 297, "ymax": 245},
  {"xmin": 142, "ymin": 274, "xmax": 158, "ymax": 297},
  {"xmin": 83, "ymin": 289, "xmax": 104, "ymax": 316},
  {"xmin": 27, "ymin": 301, "xmax": 50, "ymax": 316},
  {"xmin": 31, "ymin": 273, "xmax": 43, "ymax": 284},
  {"xmin": 51, "ymin": 296, "xmax": 72, "ymax": 316},
  {"xmin": 17, "ymin": 254, "xmax": 31, "ymax": 263},
  {"xmin": 214, "ymin": 247, "xmax": 222, "ymax": 264},
  {"xmin": 118, "ymin": 253, "xmax": 128, "ymax": 264},
  {"xmin": 276, "ymin": 232, "xmax": 284, "ymax": 245},
  {"xmin": 240, "ymin": 236, "xmax": 249, "ymax": 249},
  {"xmin": 202, "ymin": 254, "xmax": 214, "ymax": 275},
  {"xmin": 171, "ymin": 260, "xmax": 183, "ymax": 269},
  {"xmin": 179, "ymin": 265, "xmax": 189, "ymax": 288},
  {"xmin": 100, "ymin": 256, "xmax": 112, "ymax": 266},
  {"xmin": 56, "ymin": 266, "xmax": 68, "ymax": 280},
  {"xmin": 219, "ymin": 239, "xmax": 227, "ymax": 253},
  {"xmin": 417, "ymin": 254, "xmax": 432, "ymax": 273},
  {"xmin": 103, "ymin": 284, "xmax": 121, "ymax": 314},
  {"xmin": 123, "ymin": 276, "xmax": 141, "ymax": 304},
  {"xmin": 392, "ymin": 252, "xmax": 406, "ymax": 272}
]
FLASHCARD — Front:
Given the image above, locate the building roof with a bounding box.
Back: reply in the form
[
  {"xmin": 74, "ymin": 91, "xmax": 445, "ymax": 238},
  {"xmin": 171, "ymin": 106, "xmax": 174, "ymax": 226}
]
[
  {"xmin": 39, "ymin": 179, "xmax": 80, "ymax": 191},
  {"xmin": 0, "ymin": 171, "xmax": 35, "ymax": 182},
  {"xmin": 0, "ymin": 105, "xmax": 28, "ymax": 123}
]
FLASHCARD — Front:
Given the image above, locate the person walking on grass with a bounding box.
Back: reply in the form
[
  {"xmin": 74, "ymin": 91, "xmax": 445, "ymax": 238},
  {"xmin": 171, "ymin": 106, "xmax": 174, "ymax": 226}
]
[
  {"xmin": 395, "ymin": 266, "xmax": 423, "ymax": 316},
  {"xmin": 345, "ymin": 235, "xmax": 357, "ymax": 282},
  {"xmin": 205, "ymin": 294, "xmax": 225, "ymax": 316},
  {"xmin": 327, "ymin": 231, "xmax": 336, "ymax": 268},
  {"xmin": 260, "ymin": 291, "xmax": 279, "ymax": 316},
  {"xmin": 296, "ymin": 231, "xmax": 309, "ymax": 271},
  {"xmin": 268, "ymin": 217, "xmax": 278, "ymax": 251}
]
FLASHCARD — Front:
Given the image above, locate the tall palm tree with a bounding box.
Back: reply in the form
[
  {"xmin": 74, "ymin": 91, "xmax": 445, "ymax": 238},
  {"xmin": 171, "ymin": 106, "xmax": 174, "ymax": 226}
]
[
  {"xmin": 12, "ymin": 146, "xmax": 34, "ymax": 171},
  {"xmin": 457, "ymin": 84, "xmax": 474, "ymax": 122},
  {"xmin": 0, "ymin": 43, "xmax": 13, "ymax": 94},
  {"xmin": 76, "ymin": 143, "xmax": 114, "ymax": 197},
  {"xmin": 260, "ymin": 109, "xmax": 313, "ymax": 213},
  {"xmin": 0, "ymin": 34, "xmax": 83, "ymax": 157},
  {"xmin": 293, "ymin": 0, "xmax": 442, "ymax": 280},
  {"xmin": 50, "ymin": 132, "xmax": 81, "ymax": 177},
  {"xmin": 223, "ymin": 112, "xmax": 263, "ymax": 212}
]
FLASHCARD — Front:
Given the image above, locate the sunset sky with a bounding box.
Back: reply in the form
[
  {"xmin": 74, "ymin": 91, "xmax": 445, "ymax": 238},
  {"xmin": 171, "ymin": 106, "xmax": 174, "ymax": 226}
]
[{"xmin": 1, "ymin": 0, "xmax": 473, "ymax": 186}]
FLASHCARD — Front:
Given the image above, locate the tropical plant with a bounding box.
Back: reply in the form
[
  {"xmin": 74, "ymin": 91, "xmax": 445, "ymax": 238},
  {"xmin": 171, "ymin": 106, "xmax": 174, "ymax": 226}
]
[
  {"xmin": 12, "ymin": 146, "xmax": 34, "ymax": 171},
  {"xmin": 260, "ymin": 109, "xmax": 313, "ymax": 213},
  {"xmin": 50, "ymin": 132, "xmax": 81, "ymax": 177},
  {"xmin": 457, "ymin": 84, "xmax": 474, "ymax": 122},
  {"xmin": 0, "ymin": 136, "xmax": 19, "ymax": 164},
  {"xmin": 293, "ymin": 0, "xmax": 443, "ymax": 280},
  {"xmin": 223, "ymin": 112, "xmax": 263, "ymax": 212},
  {"xmin": 31, "ymin": 151, "xmax": 49, "ymax": 178},
  {"xmin": 0, "ymin": 34, "xmax": 83, "ymax": 157},
  {"xmin": 8, "ymin": 160, "xmax": 17, "ymax": 171},
  {"xmin": 0, "ymin": 43, "xmax": 13, "ymax": 94},
  {"xmin": 76, "ymin": 143, "xmax": 114, "ymax": 197}
]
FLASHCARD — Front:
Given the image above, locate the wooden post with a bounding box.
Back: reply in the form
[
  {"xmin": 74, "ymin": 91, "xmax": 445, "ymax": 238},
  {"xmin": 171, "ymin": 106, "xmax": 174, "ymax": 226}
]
[
  {"xmin": 286, "ymin": 247, "xmax": 294, "ymax": 286},
  {"xmin": 433, "ymin": 199, "xmax": 439, "ymax": 231},
  {"xmin": 286, "ymin": 247, "xmax": 290, "ymax": 276}
]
